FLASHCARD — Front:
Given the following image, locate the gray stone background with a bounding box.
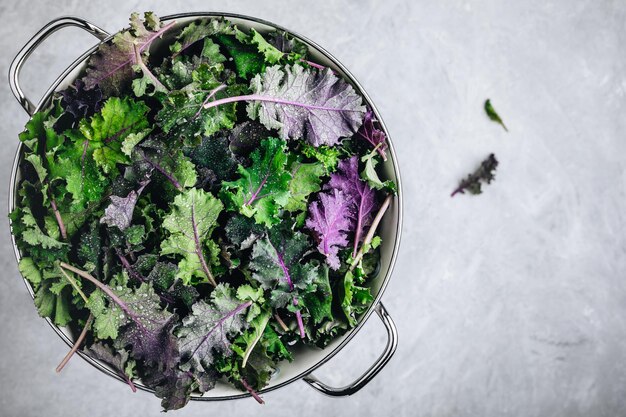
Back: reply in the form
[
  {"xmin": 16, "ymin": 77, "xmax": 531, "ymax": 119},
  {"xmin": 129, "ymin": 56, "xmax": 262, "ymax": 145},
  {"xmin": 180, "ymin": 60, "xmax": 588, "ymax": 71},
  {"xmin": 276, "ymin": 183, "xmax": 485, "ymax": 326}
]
[{"xmin": 1, "ymin": 0, "xmax": 625, "ymax": 416}]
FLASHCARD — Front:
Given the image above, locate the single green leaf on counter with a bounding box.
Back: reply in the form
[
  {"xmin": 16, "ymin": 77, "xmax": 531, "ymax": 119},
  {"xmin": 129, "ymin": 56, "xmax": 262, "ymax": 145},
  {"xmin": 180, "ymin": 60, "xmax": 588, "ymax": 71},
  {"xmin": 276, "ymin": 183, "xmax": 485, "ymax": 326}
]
[{"xmin": 484, "ymin": 99, "xmax": 508, "ymax": 132}]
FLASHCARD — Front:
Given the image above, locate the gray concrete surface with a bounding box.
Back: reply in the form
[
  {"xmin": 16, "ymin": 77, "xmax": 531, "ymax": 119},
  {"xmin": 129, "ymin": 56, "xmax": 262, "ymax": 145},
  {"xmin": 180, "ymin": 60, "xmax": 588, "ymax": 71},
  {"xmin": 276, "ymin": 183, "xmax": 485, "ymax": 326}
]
[{"xmin": 1, "ymin": 1, "xmax": 626, "ymax": 416}]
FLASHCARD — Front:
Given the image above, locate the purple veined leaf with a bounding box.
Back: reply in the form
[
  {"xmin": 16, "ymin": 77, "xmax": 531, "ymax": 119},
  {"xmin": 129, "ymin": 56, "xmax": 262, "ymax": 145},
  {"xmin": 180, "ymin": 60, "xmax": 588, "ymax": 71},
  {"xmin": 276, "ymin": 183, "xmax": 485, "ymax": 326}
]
[
  {"xmin": 357, "ymin": 110, "xmax": 388, "ymax": 161},
  {"xmin": 83, "ymin": 13, "xmax": 177, "ymax": 94},
  {"xmin": 203, "ymin": 65, "xmax": 365, "ymax": 147},
  {"xmin": 177, "ymin": 285, "xmax": 251, "ymax": 372},
  {"xmin": 305, "ymin": 189, "xmax": 354, "ymax": 270},
  {"xmin": 100, "ymin": 181, "xmax": 149, "ymax": 230},
  {"xmin": 263, "ymin": 238, "xmax": 306, "ymax": 338},
  {"xmin": 161, "ymin": 188, "xmax": 224, "ymax": 287},
  {"xmin": 327, "ymin": 156, "xmax": 378, "ymax": 257},
  {"xmin": 59, "ymin": 263, "xmax": 179, "ymax": 369}
]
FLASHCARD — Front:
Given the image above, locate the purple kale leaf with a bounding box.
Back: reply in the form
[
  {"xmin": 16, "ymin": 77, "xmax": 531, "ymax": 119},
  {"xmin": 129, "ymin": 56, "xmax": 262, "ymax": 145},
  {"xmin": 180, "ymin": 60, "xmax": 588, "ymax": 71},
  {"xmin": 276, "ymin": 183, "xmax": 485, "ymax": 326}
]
[
  {"xmin": 59, "ymin": 79, "xmax": 103, "ymax": 121},
  {"xmin": 153, "ymin": 367, "xmax": 217, "ymax": 411},
  {"xmin": 176, "ymin": 284, "xmax": 251, "ymax": 373},
  {"xmin": 84, "ymin": 342, "xmax": 137, "ymax": 392},
  {"xmin": 305, "ymin": 189, "xmax": 354, "ymax": 269},
  {"xmin": 113, "ymin": 283, "xmax": 179, "ymax": 370},
  {"xmin": 327, "ymin": 156, "xmax": 378, "ymax": 257},
  {"xmin": 74, "ymin": 265, "xmax": 180, "ymax": 372},
  {"xmin": 248, "ymin": 65, "xmax": 365, "ymax": 146},
  {"xmin": 83, "ymin": 12, "xmax": 175, "ymax": 95},
  {"xmin": 203, "ymin": 65, "xmax": 365, "ymax": 147},
  {"xmin": 249, "ymin": 228, "xmax": 320, "ymax": 337},
  {"xmin": 357, "ymin": 110, "xmax": 388, "ymax": 161},
  {"xmin": 100, "ymin": 181, "xmax": 148, "ymax": 230}
]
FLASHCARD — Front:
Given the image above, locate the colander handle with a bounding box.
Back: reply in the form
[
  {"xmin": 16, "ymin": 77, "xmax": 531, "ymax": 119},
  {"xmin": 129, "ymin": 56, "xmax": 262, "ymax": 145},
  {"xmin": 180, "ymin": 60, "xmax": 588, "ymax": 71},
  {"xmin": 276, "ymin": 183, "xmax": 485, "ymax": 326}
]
[
  {"xmin": 302, "ymin": 302, "xmax": 398, "ymax": 396},
  {"xmin": 8, "ymin": 16, "xmax": 110, "ymax": 116}
]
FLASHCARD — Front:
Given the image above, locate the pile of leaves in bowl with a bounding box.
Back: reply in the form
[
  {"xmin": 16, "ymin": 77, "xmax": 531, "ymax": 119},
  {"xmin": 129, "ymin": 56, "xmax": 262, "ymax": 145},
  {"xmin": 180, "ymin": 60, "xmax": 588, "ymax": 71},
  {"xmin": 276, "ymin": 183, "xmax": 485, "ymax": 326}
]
[{"xmin": 10, "ymin": 12, "xmax": 396, "ymax": 410}]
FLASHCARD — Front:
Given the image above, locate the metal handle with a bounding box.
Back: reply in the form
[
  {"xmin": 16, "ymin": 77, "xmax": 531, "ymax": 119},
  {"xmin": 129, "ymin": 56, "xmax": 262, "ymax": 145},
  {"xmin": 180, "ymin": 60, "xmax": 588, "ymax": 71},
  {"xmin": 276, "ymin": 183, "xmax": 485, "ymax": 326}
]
[
  {"xmin": 8, "ymin": 16, "xmax": 110, "ymax": 116},
  {"xmin": 303, "ymin": 302, "xmax": 398, "ymax": 396}
]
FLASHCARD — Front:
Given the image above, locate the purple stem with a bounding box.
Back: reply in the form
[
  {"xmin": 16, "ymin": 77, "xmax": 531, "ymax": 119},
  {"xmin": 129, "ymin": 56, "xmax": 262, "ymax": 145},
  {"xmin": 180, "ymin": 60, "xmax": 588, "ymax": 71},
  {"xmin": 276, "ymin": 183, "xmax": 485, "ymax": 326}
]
[
  {"xmin": 49, "ymin": 197, "xmax": 67, "ymax": 240},
  {"xmin": 133, "ymin": 44, "xmax": 168, "ymax": 93},
  {"xmin": 194, "ymin": 84, "xmax": 227, "ymax": 119},
  {"xmin": 300, "ymin": 59, "xmax": 327, "ymax": 71},
  {"xmin": 190, "ymin": 301, "xmax": 252, "ymax": 359},
  {"xmin": 240, "ymin": 377, "xmax": 264, "ymax": 405},
  {"xmin": 56, "ymin": 314, "xmax": 93, "ymax": 373},
  {"xmin": 191, "ymin": 206, "xmax": 217, "ymax": 287},
  {"xmin": 116, "ymin": 250, "xmax": 176, "ymax": 305},
  {"xmin": 244, "ymin": 172, "xmax": 270, "ymax": 206},
  {"xmin": 353, "ymin": 197, "xmax": 366, "ymax": 258},
  {"xmin": 92, "ymin": 21, "xmax": 177, "ymax": 85},
  {"xmin": 141, "ymin": 152, "xmax": 182, "ymax": 191},
  {"xmin": 59, "ymin": 263, "xmax": 141, "ymax": 325},
  {"xmin": 116, "ymin": 250, "xmax": 145, "ymax": 283},
  {"xmin": 203, "ymin": 94, "xmax": 363, "ymax": 113},
  {"xmin": 272, "ymin": 242, "xmax": 306, "ymax": 339}
]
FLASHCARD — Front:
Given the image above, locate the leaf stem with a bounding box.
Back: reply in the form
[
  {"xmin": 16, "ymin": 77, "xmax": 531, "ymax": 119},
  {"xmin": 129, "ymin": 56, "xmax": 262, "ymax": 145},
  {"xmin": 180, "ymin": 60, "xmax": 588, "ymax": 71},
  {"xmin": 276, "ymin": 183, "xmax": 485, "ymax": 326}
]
[
  {"xmin": 274, "ymin": 314, "xmax": 289, "ymax": 332},
  {"xmin": 49, "ymin": 197, "xmax": 67, "ymax": 240},
  {"xmin": 191, "ymin": 206, "xmax": 217, "ymax": 287},
  {"xmin": 55, "ymin": 314, "xmax": 93, "ymax": 373},
  {"xmin": 240, "ymin": 377, "xmax": 264, "ymax": 405},
  {"xmin": 140, "ymin": 151, "xmax": 182, "ymax": 191},
  {"xmin": 116, "ymin": 250, "xmax": 145, "ymax": 283},
  {"xmin": 203, "ymin": 94, "xmax": 363, "ymax": 113},
  {"xmin": 58, "ymin": 267, "xmax": 88, "ymax": 303},
  {"xmin": 242, "ymin": 316, "xmax": 269, "ymax": 368},
  {"xmin": 133, "ymin": 44, "xmax": 168, "ymax": 93},
  {"xmin": 59, "ymin": 262, "xmax": 135, "ymax": 320},
  {"xmin": 349, "ymin": 194, "xmax": 392, "ymax": 272}
]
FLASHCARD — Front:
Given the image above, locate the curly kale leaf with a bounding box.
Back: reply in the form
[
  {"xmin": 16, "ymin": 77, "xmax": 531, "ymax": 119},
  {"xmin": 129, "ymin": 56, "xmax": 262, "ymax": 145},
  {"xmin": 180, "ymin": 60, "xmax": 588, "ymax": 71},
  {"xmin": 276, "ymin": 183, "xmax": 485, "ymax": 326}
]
[
  {"xmin": 100, "ymin": 182, "xmax": 148, "ymax": 231},
  {"xmin": 184, "ymin": 134, "xmax": 239, "ymax": 187},
  {"xmin": 285, "ymin": 159, "xmax": 325, "ymax": 213},
  {"xmin": 327, "ymin": 156, "xmax": 378, "ymax": 256},
  {"xmin": 305, "ymin": 189, "xmax": 353, "ymax": 270},
  {"xmin": 84, "ymin": 342, "xmax": 137, "ymax": 390},
  {"xmin": 160, "ymin": 188, "xmax": 223, "ymax": 286},
  {"xmin": 57, "ymin": 80, "xmax": 104, "ymax": 126},
  {"xmin": 451, "ymin": 153, "xmax": 499, "ymax": 197},
  {"xmin": 72, "ymin": 97, "xmax": 151, "ymax": 174},
  {"xmin": 221, "ymin": 138, "xmax": 291, "ymax": 227},
  {"xmin": 357, "ymin": 110, "xmax": 388, "ymax": 161},
  {"xmin": 246, "ymin": 65, "xmax": 365, "ymax": 146},
  {"xmin": 249, "ymin": 228, "xmax": 325, "ymax": 338},
  {"xmin": 83, "ymin": 12, "xmax": 175, "ymax": 95},
  {"xmin": 170, "ymin": 18, "xmax": 234, "ymax": 57},
  {"xmin": 360, "ymin": 149, "xmax": 397, "ymax": 193},
  {"xmin": 176, "ymin": 284, "xmax": 251, "ymax": 372},
  {"xmin": 156, "ymin": 83, "xmax": 243, "ymax": 141}
]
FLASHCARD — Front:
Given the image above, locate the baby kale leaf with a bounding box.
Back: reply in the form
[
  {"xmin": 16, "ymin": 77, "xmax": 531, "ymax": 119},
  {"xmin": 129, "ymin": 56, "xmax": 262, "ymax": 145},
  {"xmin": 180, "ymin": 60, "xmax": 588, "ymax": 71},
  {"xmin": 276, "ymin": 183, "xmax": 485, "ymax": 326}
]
[
  {"xmin": 221, "ymin": 137, "xmax": 291, "ymax": 227},
  {"xmin": 305, "ymin": 189, "xmax": 353, "ymax": 270},
  {"xmin": 484, "ymin": 99, "xmax": 508, "ymax": 132},
  {"xmin": 83, "ymin": 12, "xmax": 175, "ymax": 95},
  {"xmin": 160, "ymin": 188, "xmax": 223, "ymax": 286},
  {"xmin": 284, "ymin": 159, "xmax": 325, "ymax": 213},
  {"xmin": 327, "ymin": 156, "xmax": 377, "ymax": 256},
  {"xmin": 246, "ymin": 65, "xmax": 365, "ymax": 146},
  {"xmin": 176, "ymin": 284, "xmax": 251, "ymax": 372},
  {"xmin": 451, "ymin": 153, "xmax": 499, "ymax": 197}
]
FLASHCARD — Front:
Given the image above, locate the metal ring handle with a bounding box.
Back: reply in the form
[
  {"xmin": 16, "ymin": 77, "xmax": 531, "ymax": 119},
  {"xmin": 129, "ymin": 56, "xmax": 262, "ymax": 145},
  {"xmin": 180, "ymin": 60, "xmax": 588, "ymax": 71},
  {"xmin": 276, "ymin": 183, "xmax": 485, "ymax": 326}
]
[
  {"xmin": 303, "ymin": 302, "xmax": 398, "ymax": 396},
  {"xmin": 8, "ymin": 16, "xmax": 109, "ymax": 116}
]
